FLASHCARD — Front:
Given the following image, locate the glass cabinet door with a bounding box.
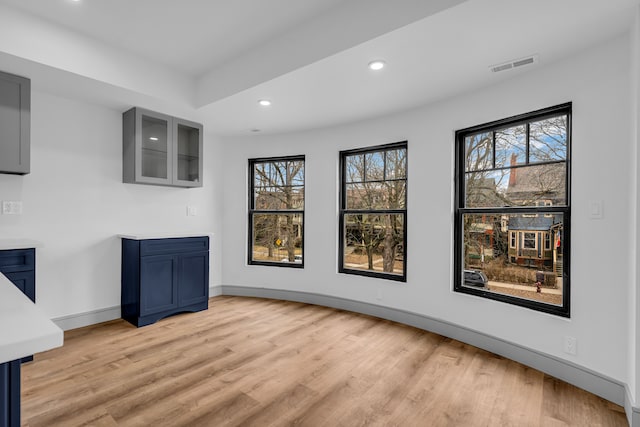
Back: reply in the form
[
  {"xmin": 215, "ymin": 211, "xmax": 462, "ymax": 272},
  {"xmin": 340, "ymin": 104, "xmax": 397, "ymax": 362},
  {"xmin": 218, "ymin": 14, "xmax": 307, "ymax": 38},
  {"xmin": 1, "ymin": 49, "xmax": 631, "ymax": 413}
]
[
  {"xmin": 141, "ymin": 114, "xmax": 169, "ymax": 180},
  {"xmin": 173, "ymin": 118, "xmax": 203, "ymax": 187},
  {"xmin": 135, "ymin": 109, "xmax": 173, "ymax": 185}
]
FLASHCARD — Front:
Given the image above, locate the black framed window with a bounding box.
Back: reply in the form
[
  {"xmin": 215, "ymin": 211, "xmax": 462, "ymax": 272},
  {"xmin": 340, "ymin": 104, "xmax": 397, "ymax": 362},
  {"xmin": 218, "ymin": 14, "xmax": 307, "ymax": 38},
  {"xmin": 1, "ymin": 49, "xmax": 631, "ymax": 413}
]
[
  {"xmin": 249, "ymin": 155, "xmax": 304, "ymax": 267},
  {"xmin": 339, "ymin": 142, "xmax": 407, "ymax": 281},
  {"xmin": 454, "ymin": 103, "xmax": 571, "ymax": 316}
]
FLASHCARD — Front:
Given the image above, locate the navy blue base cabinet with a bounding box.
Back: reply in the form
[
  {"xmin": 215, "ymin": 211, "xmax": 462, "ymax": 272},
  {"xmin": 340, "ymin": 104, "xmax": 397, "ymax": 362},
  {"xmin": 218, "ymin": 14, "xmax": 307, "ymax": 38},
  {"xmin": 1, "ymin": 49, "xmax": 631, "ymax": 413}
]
[
  {"xmin": 121, "ymin": 237, "xmax": 209, "ymax": 327},
  {"xmin": 0, "ymin": 360, "xmax": 20, "ymax": 427},
  {"xmin": 0, "ymin": 249, "xmax": 35, "ymax": 363}
]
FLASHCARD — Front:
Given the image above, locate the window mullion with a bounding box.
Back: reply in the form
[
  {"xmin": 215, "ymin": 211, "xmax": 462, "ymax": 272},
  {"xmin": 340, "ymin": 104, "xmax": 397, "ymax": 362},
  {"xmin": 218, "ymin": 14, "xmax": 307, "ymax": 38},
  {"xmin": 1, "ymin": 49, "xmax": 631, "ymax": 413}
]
[{"xmin": 525, "ymin": 122, "xmax": 530, "ymax": 164}]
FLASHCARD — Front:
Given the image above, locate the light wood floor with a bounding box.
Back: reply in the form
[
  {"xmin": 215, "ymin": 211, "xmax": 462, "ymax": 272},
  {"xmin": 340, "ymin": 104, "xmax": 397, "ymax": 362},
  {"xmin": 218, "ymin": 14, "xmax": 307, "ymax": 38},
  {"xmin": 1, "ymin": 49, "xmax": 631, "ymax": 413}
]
[{"xmin": 22, "ymin": 296, "xmax": 627, "ymax": 426}]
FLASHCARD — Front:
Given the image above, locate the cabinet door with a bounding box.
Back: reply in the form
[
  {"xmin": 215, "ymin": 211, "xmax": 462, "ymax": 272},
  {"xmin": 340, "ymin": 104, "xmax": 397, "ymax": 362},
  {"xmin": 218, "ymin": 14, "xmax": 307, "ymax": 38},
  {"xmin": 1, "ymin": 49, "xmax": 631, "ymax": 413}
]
[
  {"xmin": 178, "ymin": 251, "xmax": 209, "ymax": 307},
  {"xmin": 0, "ymin": 360, "xmax": 20, "ymax": 427},
  {"xmin": 140, "ymin": 254, "xmax": 178, "ymax": 316},
  {"xmin": 135, "ymin": 108, "xmax": 173, "ymax": 186},
  {"xmin": 173, "ymin": 117, "xmax": 203, "ymax": 188},
  {"xmin": 4, "ymin": 271, "xmax": 35, "ymax": 303},
  {"xmin": 0, "ymin": 71, "xmax": 30, "ymax": 175}
]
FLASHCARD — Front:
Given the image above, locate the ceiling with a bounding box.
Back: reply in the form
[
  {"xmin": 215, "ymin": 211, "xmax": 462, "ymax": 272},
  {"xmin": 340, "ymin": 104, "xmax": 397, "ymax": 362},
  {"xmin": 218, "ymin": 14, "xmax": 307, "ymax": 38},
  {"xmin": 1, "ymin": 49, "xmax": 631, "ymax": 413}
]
[
  {"xmin": 0, "ymin": 0, "xmax": 638, "ymax": 136},
  {"xmin": 0, "ymin": 0, "xmax": 353, "ymax": 77}
]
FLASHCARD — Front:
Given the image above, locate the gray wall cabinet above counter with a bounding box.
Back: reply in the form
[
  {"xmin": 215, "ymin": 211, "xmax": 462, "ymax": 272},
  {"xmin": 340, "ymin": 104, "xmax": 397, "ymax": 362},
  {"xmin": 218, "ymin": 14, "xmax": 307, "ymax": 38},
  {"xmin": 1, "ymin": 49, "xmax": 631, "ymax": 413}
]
[
  {"xmin": 123, "ymin": 107, "xmax": 203, "ymax": 188},
  {"xmin": 0, "ymin": 70, "xmax": 30, "ymax": 175}
]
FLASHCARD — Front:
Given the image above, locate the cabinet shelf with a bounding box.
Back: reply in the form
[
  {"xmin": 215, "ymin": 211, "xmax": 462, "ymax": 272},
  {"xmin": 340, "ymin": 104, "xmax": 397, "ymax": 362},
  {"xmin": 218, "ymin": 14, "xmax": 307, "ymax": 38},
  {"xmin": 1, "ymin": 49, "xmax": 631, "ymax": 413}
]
[{"xmin": 142, "ymin": 147, "xmax": 169, "ymax": 155}]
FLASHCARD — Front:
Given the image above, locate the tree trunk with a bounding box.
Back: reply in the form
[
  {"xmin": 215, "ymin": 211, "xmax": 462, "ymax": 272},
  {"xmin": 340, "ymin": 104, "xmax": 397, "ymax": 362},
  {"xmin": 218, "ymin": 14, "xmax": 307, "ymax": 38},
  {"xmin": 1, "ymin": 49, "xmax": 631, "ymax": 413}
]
[
  {"xmin": 286, "ymin": 215, "xmax": 295, "ymax": 261},
  {"xmin": 382, "ymin": 215, "xmax": 395, "ymax": 272},
  {"xmin": 267, "ymin": 215, "xmax": 278, "ymax": 258}
]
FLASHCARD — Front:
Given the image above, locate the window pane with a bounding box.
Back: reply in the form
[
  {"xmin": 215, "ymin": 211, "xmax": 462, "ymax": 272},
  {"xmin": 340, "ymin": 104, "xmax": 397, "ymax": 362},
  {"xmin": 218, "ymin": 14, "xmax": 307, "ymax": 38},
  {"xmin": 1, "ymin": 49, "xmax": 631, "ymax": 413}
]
[
  {"xmin": 530, "ymin": 115, "xmax": 567, "ymax": 163},
  {"xmin": 254, "ymin": 160, "xmax": 305, "ymax": 188},
  {"xmin": 346, "ymin": 181, "xmax": 406, "ymax": 209},
  {"xmin": 254, "ymin": 186, "xmax": 304, "ymax": 210},
  {"xmin": 503, "ymin": 163, "xmax": 566, "ymax": 206},
  {"xmin": 495, "ymin": 125, "xmax": 526, "ymax": 168},
  {"xmin": 252, "ymin": 213, "xmax": 303, "ymax": 263},
  {"xmin": 384, "ymin": 181, "xmax": 407, "ymax": 209},
  {"xmin": 461, "ymin": 212, "xmax": 564, "ymax": 306},
  {"xmin": 365, "ymin": 152, "xmax": 384, "ymax": 181},
  {"xmin": 385, "ymin": 148, "xmax": 407, "ymax": 179},
  {"xmin": 465, "ymin": 132, "xmax": 493, "ymax": 171},
  {"xmin": 343, "ymin": 213, "xmax": 404, "ymax": 275},
  {"xmin": 253, "ymin": 162, "xmax": 271, "ymax": 188},
  {"xmin": 253, "ymin": 160, "xmax": 305, "ymax": 210},
  {"xmin": 288, "ymin": 160, "xmax": 305, "ymax": 186},
  {"xmin": 346, "ymin": 154, "xmax": 364, "ymax": 183},
  {"xmin": 464, "ymin": 169, "xmax": 509, "ymax": 207},
  {"xmin": 465, "ymin": 163, "xmax": 566, "ymax": 208},
  {"xmin": 346, "ymin": 183, "xmax": 381, "ymax": 209},
  {"xmin": 523, "ymin": 232, "xmax": 536, "ymax": 249}
]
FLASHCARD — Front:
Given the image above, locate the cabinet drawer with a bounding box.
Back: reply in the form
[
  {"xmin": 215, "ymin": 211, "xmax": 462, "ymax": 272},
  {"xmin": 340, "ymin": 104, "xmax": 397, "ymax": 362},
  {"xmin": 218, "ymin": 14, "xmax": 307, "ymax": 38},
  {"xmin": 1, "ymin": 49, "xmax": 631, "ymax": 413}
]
[
  {"xmin": 0, "ymin": 249, "xmax": 35, "ymax": 273},
  {"xmin": 140, "ymin": 237, "xmax": 209, "ymax": 256}
]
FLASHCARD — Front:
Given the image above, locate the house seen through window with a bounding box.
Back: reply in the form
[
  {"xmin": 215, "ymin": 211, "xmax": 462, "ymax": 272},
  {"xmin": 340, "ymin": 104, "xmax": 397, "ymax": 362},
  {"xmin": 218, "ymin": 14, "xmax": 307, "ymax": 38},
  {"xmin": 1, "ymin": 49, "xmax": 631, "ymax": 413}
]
[{"xmin": 454, "ymin": 104, "xmax": 571, "ymax": 316}]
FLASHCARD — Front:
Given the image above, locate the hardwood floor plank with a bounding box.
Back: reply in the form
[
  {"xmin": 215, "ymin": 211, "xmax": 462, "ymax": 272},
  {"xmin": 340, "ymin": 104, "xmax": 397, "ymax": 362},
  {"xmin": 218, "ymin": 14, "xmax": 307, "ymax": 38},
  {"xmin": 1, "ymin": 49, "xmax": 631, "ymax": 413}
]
[
  {"xmin": 237, "ymin": 384, "xmax": 319, "ymax": 427},
  {"xmin": 21, "ymin": 296, "xmax": 628, "ymax": 426},
  {"xmin": 487, "ymin": 361, "xmax": 545, "ymax": 426}
]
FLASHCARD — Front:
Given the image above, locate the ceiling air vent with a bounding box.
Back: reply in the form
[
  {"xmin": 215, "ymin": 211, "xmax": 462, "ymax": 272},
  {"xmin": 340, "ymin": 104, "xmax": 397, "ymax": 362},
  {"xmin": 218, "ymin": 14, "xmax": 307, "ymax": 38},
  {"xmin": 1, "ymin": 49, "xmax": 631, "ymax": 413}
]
[{"xmin": 490, "ymin": 55, "xmax": 538, "ymax": 73}]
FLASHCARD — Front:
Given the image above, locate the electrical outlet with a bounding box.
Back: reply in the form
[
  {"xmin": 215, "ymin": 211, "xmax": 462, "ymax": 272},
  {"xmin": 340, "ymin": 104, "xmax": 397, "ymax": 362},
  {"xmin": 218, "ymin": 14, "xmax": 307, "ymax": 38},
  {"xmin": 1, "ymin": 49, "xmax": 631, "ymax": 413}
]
[
  {"xmin": 2, "ymin": 201, "xmax": 23, "ymax": 215},
  {"xmin": 564, "ymin": 336, "xmax": 577, "ymax": 355}
]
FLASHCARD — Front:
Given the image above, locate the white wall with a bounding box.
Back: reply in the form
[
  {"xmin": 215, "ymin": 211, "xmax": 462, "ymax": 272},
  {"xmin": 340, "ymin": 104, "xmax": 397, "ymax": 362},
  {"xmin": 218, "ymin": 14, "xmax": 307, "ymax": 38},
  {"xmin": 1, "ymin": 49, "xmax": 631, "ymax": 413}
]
[
  {"xmin": 0, "ymin": 91, "xmax": 222, "ymax": 320},
  {"xmin": 220, "ymin": 35, "xmax": 633, "ymax": 384}
]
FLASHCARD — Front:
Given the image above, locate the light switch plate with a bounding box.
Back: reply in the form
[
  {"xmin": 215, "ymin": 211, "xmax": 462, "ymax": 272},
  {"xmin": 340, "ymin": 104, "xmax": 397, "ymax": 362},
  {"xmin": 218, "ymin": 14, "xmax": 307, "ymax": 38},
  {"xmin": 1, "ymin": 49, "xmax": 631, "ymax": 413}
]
[
  {"xmin": 187, "ymin": 206, "xmax": 197, "ymax": 216},
  {"xmin": 589, "ymin": 200, "xmax": 603, "ymax": 219}
]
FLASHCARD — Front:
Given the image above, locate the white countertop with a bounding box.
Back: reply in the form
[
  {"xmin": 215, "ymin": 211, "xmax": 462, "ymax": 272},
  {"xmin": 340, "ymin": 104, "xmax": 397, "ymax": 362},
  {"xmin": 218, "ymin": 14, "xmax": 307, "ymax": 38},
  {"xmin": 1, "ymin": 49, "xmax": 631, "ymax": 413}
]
[
  {"xmin": 0, "ymin": 273, "xmax": 63, "ymax": 364},
  {"xmin": 118, "ymin": 232, "xmax": 212, "ymax": 240},
  {"xmin": 0, "ymin": 238, "xmax": 42, "ymax": 250}
]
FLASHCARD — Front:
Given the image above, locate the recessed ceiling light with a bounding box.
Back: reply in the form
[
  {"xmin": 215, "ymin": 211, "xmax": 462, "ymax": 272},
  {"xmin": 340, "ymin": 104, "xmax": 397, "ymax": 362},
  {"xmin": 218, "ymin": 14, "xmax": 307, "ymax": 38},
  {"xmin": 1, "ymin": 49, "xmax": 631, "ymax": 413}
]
[
  {"xmin": 258, "ymin": 99, "xmax": 271, "ymax": 107},
  {"xmin": 368, "ymin": 60, "xmax": 386, "ymax": 71},
  {"xmin": 149, "ymin": 137, "xmax": 159, "ymax": 141}
]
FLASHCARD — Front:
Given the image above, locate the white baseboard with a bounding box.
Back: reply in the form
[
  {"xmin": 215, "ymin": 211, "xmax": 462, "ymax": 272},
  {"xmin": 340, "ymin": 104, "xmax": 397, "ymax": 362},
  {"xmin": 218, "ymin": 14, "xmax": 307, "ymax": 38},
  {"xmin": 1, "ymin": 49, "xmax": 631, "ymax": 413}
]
[
  {"xmin": 221, "ymin": 285, "xmax": 632, "ymax": 415},
  {"xmin": 52, "ymin": 306, "xmax": 121, "ymax": 331},
  {"xmin": 52, "ymin": 285, "xmax": 223, "ymax": 332},
  {"xmin": 626, "ymin": 385, "xmax": 640, "ymax": 427}
]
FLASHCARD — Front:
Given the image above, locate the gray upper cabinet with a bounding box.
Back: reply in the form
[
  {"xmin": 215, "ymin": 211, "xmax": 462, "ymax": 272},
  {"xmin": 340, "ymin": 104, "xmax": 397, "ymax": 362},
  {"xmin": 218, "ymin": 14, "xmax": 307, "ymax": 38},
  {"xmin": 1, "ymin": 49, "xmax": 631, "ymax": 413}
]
[
  {"xmin": 0, "ymin": 71, "xmax": 30, "ymax": 175},
  {"xmin": 123, "ymin": 107, "xmax": 203, "ymax": 188}
]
